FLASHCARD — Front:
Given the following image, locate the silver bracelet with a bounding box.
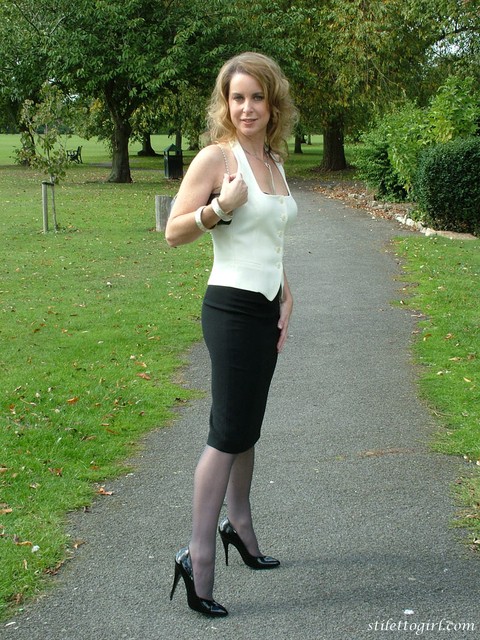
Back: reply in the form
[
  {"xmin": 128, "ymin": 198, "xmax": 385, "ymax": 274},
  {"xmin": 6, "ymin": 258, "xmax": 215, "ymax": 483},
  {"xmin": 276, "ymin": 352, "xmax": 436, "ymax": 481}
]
[
  {"xmin": 194, "ymin": 206, "xmax": 210, "ymax": 233},
  {"xmin": 210, "ymin": 197, "xmax": 233, "ymax": 222}
]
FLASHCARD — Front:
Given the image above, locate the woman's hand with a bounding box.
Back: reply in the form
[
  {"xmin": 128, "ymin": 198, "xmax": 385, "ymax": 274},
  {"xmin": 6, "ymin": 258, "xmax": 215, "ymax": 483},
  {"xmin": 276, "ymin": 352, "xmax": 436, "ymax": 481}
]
[
  {"xmin": 277, "ymin": 272, "xmax": 293, "ymax": 353},
  {"xmin": 218, "ymin": 172, "xmax": 248, "ymax": 213}
]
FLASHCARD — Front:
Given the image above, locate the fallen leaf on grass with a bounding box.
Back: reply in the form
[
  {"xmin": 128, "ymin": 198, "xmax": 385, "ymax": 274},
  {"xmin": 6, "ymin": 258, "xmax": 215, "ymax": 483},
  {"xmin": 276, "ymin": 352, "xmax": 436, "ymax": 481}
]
[
  {"xmin": 67, "ymin": 396, "xmax": 79, "ymax": 404},
  {"xmin": 0, "ymin": 508, "xmax": 13, "ymax": 515},
  {"xmin": 45, "ymin": 559, "xmax": 66, "ymax": 575},
  {"xmin": 13, "ymin": 535, "xmax": 32, "ymax": 546},
  {"xmin": 136, "ymin": 372, "xmax": 151, "ymax": 380},
  {"xmin": 48, "ymin": 467, "xmax": 63, "ymax": 476}
]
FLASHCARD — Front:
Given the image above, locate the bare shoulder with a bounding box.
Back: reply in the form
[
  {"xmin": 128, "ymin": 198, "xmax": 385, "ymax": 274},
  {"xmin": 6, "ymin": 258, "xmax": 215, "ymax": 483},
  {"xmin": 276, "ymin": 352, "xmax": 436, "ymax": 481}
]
[
  {"xmin": 189, "ymin": 143, "xmax": 225, "ymax": 172},
  {"xmin": 192, "ymin": 142, "xmax": 237, "ymax": 175}
]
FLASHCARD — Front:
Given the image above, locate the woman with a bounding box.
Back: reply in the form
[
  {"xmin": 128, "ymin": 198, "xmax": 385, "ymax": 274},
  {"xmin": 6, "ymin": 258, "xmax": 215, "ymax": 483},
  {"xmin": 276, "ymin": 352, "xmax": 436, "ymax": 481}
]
[{"xmin": 166, "ymin": 51, "xmax": 297, "ymax": 617}]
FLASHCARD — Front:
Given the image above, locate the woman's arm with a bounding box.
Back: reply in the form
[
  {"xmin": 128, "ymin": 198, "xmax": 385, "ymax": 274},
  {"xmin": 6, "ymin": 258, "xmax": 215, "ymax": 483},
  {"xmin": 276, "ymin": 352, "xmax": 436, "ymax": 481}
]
[
  {"xmin": 277, "ymin": 270, "xmax": 293, "ymax": 353},
  {"xmin": 165, "ymin": 146, "xmax": 247, "ymax": 247}
]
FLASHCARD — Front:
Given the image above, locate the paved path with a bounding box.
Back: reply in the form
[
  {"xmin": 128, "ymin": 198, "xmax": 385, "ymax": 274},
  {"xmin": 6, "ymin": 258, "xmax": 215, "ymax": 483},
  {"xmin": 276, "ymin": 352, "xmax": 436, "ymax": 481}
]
[{"xmin": 4, "ymin": 183, "xmax": 479, "ymax": 639}]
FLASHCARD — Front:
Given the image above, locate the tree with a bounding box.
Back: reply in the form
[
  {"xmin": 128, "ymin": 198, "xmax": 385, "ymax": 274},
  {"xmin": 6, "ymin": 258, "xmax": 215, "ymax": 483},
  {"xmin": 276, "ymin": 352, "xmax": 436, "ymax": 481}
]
[
  {"xmin": 42, "ymin": 0, "xmax": 188, "ymax": 182},
  {"xmin": 0, "ymin": 1, "xmax": 53, "ymax": 141},
  {"xmin": 18, "ymin": 82, "xmax": 73, "ymax": 230},
  {"xmin": 286, "ymin": 1, "xmax": 438, "ymax": 169},
  {"xmin": 45, "ymin": 0, "xmax": 256, "ymax": 182},
  {"xmin": 267, "ymin": 0, "xmax": 480, "ymax": 170}
]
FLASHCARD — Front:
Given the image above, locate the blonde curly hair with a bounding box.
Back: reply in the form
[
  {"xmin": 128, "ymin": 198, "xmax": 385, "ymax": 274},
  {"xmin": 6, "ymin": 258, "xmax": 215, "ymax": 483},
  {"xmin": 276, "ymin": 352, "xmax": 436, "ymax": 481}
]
[{"xmin": 207, "ymin": 52, "xmax": 297, "ymax": 161}]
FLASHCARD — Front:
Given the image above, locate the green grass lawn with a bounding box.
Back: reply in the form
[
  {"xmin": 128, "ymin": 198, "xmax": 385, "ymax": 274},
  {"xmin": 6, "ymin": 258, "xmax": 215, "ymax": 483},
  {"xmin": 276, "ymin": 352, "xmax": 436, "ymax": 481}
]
[
  {"xmin": 0, "ymin": 136, "xmax": 211, "ymax": 617},
  {"xmin": 394, "ymin": 236, "xmax": 480, "ymax": 541},
  {"xmin": 0, "ymin": 134, "xmax": 478, "ymax": 619}
]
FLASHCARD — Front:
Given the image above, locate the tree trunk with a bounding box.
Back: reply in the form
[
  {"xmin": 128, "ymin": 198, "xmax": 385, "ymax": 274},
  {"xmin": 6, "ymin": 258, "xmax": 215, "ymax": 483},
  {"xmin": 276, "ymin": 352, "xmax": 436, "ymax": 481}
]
[
  {"xmin": 322, "ymin": 120, "xmax": 347, "ymax": 171},
  {"xmin": 175, "ymin": 130, "xmax": 182, "ymax": 151},
  {"xmin": 294, "ymin": 134, "xmax": 303, "ymax": 154},
  {"xmin": 137, "ymin": 134, "xmax": 158, "ymax": 156},
  {"xmin": 108, "ymin": 118, "xmax": 132, "ymax": 183}
]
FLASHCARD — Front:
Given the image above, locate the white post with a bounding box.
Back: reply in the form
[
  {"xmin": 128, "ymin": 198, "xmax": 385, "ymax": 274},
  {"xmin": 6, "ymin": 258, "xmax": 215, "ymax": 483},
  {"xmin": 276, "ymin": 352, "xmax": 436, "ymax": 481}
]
[
  {"xmin": 50, "ymin": 177, "xmax": 58, "ymax": 231},
  {"xmin": 155, "ymin": 195, "xmax": 172, "ymax": 232},
  {"xmin": 42, "ymin": 181, "xmax": 49, "ymax": 233}
]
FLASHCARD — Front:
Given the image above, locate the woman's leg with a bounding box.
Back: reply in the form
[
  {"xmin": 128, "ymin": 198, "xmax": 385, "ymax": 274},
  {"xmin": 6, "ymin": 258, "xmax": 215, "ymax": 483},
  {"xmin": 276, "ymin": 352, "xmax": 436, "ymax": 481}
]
[
  {"xmin": 189, "ymin": 445, "xmax": 236, "ymax": 600},
  {"xmin": 225, "ymin": 446, "xmax": 262, "ymax": 556}
]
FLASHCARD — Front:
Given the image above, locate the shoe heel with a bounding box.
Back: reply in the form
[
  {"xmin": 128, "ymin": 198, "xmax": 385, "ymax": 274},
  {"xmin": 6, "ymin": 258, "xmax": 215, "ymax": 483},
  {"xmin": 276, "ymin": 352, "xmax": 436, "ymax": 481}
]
[
  {"xmin": 221, "ymin": 537, "xmax": 230, "ymax": 566},
  {"xmin": 169, "ymin": 561, "xmax": 181, "ymax": 600}
]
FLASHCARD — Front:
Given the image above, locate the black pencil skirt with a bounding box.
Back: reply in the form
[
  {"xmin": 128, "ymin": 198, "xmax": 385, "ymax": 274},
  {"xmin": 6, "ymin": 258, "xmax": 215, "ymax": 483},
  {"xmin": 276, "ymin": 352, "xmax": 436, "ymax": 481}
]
[{"xmin": 201, "ymin": 285, "xmax": 281, "ymax": 454}]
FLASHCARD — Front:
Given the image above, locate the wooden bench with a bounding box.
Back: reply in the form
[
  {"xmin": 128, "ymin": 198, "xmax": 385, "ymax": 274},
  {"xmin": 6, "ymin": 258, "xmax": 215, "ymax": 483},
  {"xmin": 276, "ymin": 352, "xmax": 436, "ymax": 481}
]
[{"xmin": 66, "ymin": 146, "xmax": 83, "ymax": 163}]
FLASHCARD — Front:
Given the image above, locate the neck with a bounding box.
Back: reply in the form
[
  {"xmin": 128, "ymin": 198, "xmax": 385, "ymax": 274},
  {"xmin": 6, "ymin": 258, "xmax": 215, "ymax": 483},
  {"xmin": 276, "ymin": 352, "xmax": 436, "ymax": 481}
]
[{"xmin": 236, "ymin": 133, "xmax": 266, "ymax": 158}]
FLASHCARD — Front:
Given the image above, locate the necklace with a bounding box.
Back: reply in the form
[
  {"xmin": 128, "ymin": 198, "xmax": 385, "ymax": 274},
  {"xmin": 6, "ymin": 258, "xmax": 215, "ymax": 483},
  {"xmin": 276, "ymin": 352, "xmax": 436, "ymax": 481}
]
[{"xmin": 242, "ymin": 145, "xmax": 276, "ymax": 195}]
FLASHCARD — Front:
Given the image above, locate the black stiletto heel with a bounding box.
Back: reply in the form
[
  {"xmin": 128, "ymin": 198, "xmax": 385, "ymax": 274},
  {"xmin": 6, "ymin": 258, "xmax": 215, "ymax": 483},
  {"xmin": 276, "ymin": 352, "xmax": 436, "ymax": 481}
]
[
  {"xmin": 170, "ymin": 547, "xmax": 228, "ymax": 617},
  {"xmin": 218, "ymin": 518, "xmax": 280, "ymax": 570}
]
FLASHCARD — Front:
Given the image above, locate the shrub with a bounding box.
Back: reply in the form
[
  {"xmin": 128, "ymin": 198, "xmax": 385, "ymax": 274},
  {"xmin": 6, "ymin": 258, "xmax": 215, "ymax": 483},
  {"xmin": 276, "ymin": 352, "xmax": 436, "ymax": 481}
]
[
  {"xmin": 427, "ymin": 76, "xmax": 480, "ymax": 143},
  {"xmin": 355, "ymin": 123, "xmax": 408, "ymax": 201},
  {"xmin": 354, "ymin": 76, "xmax": 479, "ymax": 202},
  {"xmin": 415, "ymin": 137, "xmax": 480, "ymax": 234}
]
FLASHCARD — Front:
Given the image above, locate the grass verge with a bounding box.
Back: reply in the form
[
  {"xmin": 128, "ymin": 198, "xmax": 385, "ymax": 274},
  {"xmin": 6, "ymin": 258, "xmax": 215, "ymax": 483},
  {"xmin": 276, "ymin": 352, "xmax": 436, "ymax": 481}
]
[
  {"xmin": 395, "ymin": 236, "xmax": 480, "ymax": 544},
  {"xmin": 0, "ymin": 155, "xmax": 213, "ymax": 618}
]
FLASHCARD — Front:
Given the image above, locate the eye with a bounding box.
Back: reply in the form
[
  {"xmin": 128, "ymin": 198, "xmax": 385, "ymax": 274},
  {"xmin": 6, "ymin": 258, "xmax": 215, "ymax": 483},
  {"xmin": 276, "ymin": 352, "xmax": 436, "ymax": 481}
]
[{"xmin": 254, "ymin": 94, "xmax": 265, "ymax": 101}]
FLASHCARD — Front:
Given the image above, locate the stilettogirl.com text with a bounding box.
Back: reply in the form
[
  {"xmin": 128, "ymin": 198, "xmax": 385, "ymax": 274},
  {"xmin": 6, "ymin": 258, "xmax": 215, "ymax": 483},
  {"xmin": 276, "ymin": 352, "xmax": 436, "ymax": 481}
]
[{"xmin": 368, "ymin": 618, "xmax": 475, "ymax": 635}]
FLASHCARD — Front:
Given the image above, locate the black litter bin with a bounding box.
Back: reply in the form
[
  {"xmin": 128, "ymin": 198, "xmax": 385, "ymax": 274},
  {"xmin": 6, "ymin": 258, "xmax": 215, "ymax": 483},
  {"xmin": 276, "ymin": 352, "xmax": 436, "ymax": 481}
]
[{"xmin": 164, "ymin": 144, "xmax": 183, "ymax": 179}]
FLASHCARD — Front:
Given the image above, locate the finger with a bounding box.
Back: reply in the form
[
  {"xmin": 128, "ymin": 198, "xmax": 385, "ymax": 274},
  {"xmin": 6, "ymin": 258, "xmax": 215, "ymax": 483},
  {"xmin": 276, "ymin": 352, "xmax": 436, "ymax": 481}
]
[{"xmin": 276, "ymin": 322, "xmax": 288, "ymax": 352}]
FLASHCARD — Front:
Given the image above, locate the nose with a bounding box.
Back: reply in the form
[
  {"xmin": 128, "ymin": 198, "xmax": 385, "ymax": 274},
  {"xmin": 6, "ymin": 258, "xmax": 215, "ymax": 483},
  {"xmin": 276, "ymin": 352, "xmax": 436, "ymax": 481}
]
[{"xmin": 242, "ymin": 99, "xmax": 253, "ymax": 113}]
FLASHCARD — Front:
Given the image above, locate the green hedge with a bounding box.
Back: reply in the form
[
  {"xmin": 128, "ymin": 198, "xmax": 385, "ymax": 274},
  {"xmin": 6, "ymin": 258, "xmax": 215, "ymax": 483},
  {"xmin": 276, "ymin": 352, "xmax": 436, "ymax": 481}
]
[{"xmin": 415, "ymin": 137, "xmax": 480, "ymax": 234}]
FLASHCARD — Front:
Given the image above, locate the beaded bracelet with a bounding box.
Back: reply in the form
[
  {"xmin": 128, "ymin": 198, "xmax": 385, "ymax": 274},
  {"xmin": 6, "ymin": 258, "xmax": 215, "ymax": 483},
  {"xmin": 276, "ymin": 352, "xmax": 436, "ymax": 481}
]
[{"xmin": 194, "ymin": 206, "xmax": 210, "ymax": 233}]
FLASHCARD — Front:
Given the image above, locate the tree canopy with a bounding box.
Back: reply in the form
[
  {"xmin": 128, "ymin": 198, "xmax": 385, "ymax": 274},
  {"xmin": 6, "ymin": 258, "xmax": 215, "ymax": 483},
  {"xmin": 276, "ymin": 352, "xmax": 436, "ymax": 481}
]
[{"xmin": 1, "ymin": 0, "xmax": 478, "ymax": 180}]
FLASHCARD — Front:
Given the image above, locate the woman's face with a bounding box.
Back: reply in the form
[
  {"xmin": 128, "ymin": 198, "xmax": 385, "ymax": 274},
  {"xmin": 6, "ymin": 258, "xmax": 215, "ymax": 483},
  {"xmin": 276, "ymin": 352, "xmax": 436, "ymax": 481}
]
[{"xmin": 228, "ymin": 72, "xmax": 270, "ymax": 139}]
